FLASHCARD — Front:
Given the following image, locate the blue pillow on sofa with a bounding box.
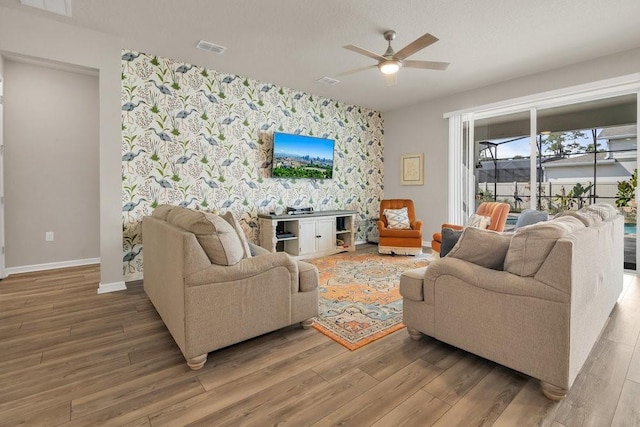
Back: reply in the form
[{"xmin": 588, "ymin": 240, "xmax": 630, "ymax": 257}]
[{"xmin": 514, "ymin": 209, "xmax": 548, "ymax": 229}]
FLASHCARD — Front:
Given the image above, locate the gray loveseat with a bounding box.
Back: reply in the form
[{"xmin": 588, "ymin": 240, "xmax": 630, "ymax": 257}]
[
  {"xmin": 400, "ymin": 205, "xmax": 623, "ymax": 400},
  {"xmin": 143, "ymin": 205, "xmax": 319, "ymax": 370}
]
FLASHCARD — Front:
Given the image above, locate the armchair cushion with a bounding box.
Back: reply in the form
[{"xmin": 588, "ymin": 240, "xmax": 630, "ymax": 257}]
[
  {"xmin": 383, "ymin": 207, "xmax": 411, "ymax": 229},
  {"xmin": 167, "ymin": 208, "xmax": 245, "ymax": 266},
  {"xmin": 221, "ymin": 211, "xmax": 252, "ymax": 259}
]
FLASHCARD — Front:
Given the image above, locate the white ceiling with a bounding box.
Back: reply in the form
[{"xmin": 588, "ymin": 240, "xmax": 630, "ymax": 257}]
[{"xmin": 2, "ymin": 0, "xmax": 640, "ymax": 112}]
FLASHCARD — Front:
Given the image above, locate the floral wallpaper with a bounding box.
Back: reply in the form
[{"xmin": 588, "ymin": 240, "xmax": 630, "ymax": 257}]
[{"xmin": 121, "ymin": 50, "xmax": 384, "ymax": 280}]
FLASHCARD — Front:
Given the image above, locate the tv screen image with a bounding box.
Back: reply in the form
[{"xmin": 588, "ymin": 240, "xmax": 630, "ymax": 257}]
[{"xmin": 272, "ymin": 132, "xmax": 335, "ymax": 179}]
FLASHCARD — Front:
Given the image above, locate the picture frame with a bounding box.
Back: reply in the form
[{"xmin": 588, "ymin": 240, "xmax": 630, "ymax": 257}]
[{"xmin": 400, "ymin": 153, "xmax": 424, "ymax": 185}]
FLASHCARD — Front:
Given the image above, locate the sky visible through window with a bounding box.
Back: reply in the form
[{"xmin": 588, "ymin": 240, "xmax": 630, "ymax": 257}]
[{"xmin": 489, "ymin": 129, "xmax": 604, "ymax": 159}]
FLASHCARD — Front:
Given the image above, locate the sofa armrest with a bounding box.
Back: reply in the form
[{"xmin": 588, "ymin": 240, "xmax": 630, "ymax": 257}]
[
  {"xmin": 186, "ymin": 252, "xmax": 299, "ymax": 290},
  {"xmin": 410, "ymin": 220, "xmax": 423, "ymax": 231},
  {"xmin": 425, "ymin": 258, "xmax": 569, "ymax": 303}
]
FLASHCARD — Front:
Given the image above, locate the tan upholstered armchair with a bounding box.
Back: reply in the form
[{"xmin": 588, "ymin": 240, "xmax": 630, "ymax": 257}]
[
  {"xmin": 142, "ymin": 205, "xmax": 319, "ymax": 370},
  {"xmin": 431, "ymin": 202, "xmax": 510, "ymax": 254},
  {"xmin": 377, "ymin": 199, "xmax": 423, "ymax": 255}
]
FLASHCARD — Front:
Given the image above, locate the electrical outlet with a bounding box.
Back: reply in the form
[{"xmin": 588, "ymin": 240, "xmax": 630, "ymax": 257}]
[{"xmin": 45, "ymin": 232, "xmax": 54, "ymax": 242}]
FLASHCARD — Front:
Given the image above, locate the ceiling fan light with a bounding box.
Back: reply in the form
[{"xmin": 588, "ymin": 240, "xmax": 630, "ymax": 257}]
[{"xmin": 379, "ymin": 60, "xmax": 401, "ymax": 75}]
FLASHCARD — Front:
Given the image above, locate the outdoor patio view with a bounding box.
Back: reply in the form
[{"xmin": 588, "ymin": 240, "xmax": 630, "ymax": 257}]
[{"xmin": 474, "ymin": 123, "xmax": 637, "ymax": 269}]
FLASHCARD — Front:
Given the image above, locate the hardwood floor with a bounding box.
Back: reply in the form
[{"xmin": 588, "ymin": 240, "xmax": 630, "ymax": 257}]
[{"xmin": 1, "ymin": 263, "xmax": 639, "ymax": 426}]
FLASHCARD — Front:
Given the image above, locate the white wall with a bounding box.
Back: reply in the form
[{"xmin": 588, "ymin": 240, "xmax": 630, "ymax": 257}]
[
  {"xmin": 385, "ymin": 47, "xmax": 640, "ymax": 241},
  {"xmin": 4, "ymin": 59, "xmax": 99, "ymax": 269},
  {"xmin": 0, "ymin": 6, "xmax": 123, "ymax": 290}
]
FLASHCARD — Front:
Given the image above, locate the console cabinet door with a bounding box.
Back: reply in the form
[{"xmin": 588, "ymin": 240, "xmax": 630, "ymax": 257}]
[
  {"xmin": 298, "ymin": 218, "xmax": 336, "ymax": 255},
  {"xmin": 316, "ymin": 218, "xmax": 336, "ymax": 253},
  {"xmin": 298, "ymin": 220, "xmax": 317, "ymax": 256}
]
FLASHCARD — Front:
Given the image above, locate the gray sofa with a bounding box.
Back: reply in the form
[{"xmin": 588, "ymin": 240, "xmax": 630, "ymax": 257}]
[
  {"xmin": 400, "ymin": 206, "xmax": 623, "ymax": 400},
  {"xmin": 142, "ymin": 205, "xmax": 319, "ymax": 370}
]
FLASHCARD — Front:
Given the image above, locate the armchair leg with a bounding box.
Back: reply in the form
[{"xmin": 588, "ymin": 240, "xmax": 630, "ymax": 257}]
[
  {"xmin": 540, "ymin": 381, "xmax": 567, "ymax": 401},
  {"xmin": 407, "ymin": 327, "xmax": 422, "ymax": 341},
  {"xmin": 301, "ymin": 319, "xmax": 314, "ymax": 329},
  {"xmin": 187, "ymin": 354, "xmax": 207, "ymax": 370}
]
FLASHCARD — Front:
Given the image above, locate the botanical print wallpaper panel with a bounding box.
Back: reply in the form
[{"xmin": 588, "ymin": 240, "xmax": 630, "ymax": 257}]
[{"xmin": 122, "ymin": 50, "xmax": 384, "ymax": 280}]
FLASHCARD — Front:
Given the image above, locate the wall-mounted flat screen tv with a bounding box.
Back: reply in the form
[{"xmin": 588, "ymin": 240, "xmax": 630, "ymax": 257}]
[{"xmin": 272, "ymin": 132, "xmax": 335, "ymax": 179}]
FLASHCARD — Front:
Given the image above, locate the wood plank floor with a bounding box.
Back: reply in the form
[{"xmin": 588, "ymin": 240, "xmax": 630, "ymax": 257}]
[{"xmin": 1, "ymin": 261, "xmax": 639, "ymax": 426}]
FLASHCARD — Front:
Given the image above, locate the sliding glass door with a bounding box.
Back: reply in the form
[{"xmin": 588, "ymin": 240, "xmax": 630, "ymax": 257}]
[{"xmin": 452, "ymin": 88, "xmax": 638, "ymax": 270}]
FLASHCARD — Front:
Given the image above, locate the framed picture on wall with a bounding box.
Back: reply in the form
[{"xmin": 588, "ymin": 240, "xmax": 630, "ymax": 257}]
[{"xmin": 400, "ymin": 153, "xmax": 424, "ymax": 185}]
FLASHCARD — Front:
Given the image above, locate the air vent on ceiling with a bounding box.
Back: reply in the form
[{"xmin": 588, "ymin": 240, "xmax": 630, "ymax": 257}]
[
  {"xmin": 316, "ymin": 76, "xmax": 340, "ymax": 86},
  {"xmin": 20, "ymin": 0, "xmax": 72, "ymax": 17},
  {"xmin": 196, "ymin": 40, "xmax": 227, "ymax": 54}
]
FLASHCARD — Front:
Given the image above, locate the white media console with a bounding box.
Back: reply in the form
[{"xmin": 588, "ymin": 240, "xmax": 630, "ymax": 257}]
[{"xmin": 258, "ymin": 210, "xmax": 357, "ymax": 259}]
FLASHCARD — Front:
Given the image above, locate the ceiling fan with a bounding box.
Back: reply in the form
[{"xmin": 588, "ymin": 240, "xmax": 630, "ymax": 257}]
[{"xmin": 341, "ymin": 30, "xmax": 450, "ymax": 86}]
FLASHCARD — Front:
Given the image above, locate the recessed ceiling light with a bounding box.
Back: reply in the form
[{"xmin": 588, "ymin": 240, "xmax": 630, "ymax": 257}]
[
  {"xmin": 196, "ymin": 40, "xmax": 227, "ymax": 54},
  {"xmin": 316, "ymin": 76, "xmax": 340, "ymax": 86},
  {"xmin": 20, "ymin": 0, "xmax": 72, "ymax": 17}
]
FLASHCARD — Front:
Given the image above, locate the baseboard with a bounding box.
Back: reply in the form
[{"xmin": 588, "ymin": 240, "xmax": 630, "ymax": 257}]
[
  {"xmin": 97, "ymin": 281, "xmax": 127, "ymax": 294},
  {"xmin": 355, "ymin": 239, "xmax": 368, "ymax": 245},
  {"xmin": 5, "ymin": 257, "xmax": 100, "ymax": 276}
]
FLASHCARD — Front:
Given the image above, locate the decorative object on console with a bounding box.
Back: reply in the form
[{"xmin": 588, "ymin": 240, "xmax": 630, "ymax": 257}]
[
  {"xmin": 377, "ymin": 199, "xmax": 423, "ymax": 255},
  {"xmin": 431, "ymin": 202, "xmax": 509, "ymax": 255},
  {"xmin": 400, "ymin": 153, "xmax": 424, "ymax": 186}
]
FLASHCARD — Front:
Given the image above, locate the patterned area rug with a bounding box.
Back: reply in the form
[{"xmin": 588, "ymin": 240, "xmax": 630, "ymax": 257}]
[{"xmin": 307, "ymin": 246, "xmax": 430, "ymax": 350}]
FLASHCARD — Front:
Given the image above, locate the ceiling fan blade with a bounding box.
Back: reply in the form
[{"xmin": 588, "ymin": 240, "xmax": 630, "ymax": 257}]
[
  {"xmin": 383, "ymin": 72, "xmax": 397, "ymax": 87},
  {"xmin": 394, "ymin": 33, "xmax": 439, "ymax": 60},
  {"xmin": 403, "ymin": 59, "xmax": 450, "ymax": 71},
  {"xmin": 336, "ymin": 64, "xmax": 378, "ymax": 77},
  {"xmin": 343, "ymin": 44, "xmax": 387, "ymax": 62}
]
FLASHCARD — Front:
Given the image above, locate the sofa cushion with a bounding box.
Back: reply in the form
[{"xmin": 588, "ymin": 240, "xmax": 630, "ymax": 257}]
[
  {"xmin": 579, "ymin": 203, "xmax": 617, "ymax": 221},
  {"xmin": 221, "ymin": 211, "xmax": 252, "ymax": 259},
  {"xmin": 167, "ymin": 207, "xmax": 244, "ymax": 265},
  {"xmin": 152, "ymin": 204, "xmax": 175, "ymax": 221},
  {"xmin": 440, "ymin": 227, "xmax": 463, "ymax": 257},
  {"xmin": 504, "ymin": 216, "xmax": 584, "ymax": 277},
  {"xmin": 467, "ymin": 214, "xmax": 491, "ymax": 229},
  {"xmin": 384, "ymin": 207, "xmax": 411, "ymax": 229},
  {"xmin": 446, "ymin": 227, "xmax": 512, "ymax": 270},
  {"xmin": 514, "ymin": 209, "xmax": 548, "ymax": 229},
  {"xmin": 556, "ymin": 210, "xmax": 599, "ymax": 227}
]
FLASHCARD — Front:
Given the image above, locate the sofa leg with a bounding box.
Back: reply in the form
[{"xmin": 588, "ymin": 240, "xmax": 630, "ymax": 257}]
[
  {"xmin": 187, "ymin": 354, "xmax": 207, "ymax": 370},
  {"xmin": 407, "ymin": 327, "xmax": 422, "ymax": 341},
  {"xmin": 301, "ymin": 319, "xmax": 314, "ymax": 329},
  {"xmin": 540, "ymin": 381, "xmax": 567, "ymax": 401}
]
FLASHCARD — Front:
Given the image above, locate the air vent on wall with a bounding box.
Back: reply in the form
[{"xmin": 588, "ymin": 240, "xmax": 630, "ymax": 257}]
[
  {"xmin": 316, "ymin": 76, "xmax": 340, "ymax": 86},
  {"xmin": 196, "ymin": 40, "xmax": 227, "ymax": 54},
  {"xmin": 20, "ymin": 0, "xmax": 71, "ymax": 17}
]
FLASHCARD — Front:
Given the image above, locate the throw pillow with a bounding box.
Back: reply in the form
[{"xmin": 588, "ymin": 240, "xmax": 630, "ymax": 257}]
[
  {"xmin": 384, "ymin": 207, "xmax": 411, "ymax": 229},
  {"xmin": 446, "ymin": 227, "xmax": 512, "ymax": 270},
  {"xmin": 504, "ymin": 216, "xmax": 585, "ymax": 277},
  {"xmin": 467, "ymin": 213, "xmax": 491, "ymax": 229},
  {"xmin": 514, "ymin": 209, "xmax": 548, "ymax": 229},
  {"xmin": 440, "ymin": 227, "xmax": 463, "ymax": 257},
  {"xmin": 152, "ymin": 204, "xmax": 174, "ymax": 221},
  {"xmin": 167, "ymin": 207, "xmax": 245, "ymax": 265},
  {"xmin": 221, "ymin": 211, "xmax": 252, "ymax": 259}
]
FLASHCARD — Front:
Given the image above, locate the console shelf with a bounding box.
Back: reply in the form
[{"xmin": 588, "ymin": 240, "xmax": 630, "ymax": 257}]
[{"xmin": 258, "ymin": 210, "xmax": 357, "ymax": 259}]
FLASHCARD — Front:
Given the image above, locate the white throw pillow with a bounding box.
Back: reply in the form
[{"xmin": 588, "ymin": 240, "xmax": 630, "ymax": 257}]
[
  {"xmin": 467, "ymin": 213, "xmax": 491, "ymax": 229},
  {"xmin": 384, "ymin": 207, "xmax": 411, "ymax": 229}
]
